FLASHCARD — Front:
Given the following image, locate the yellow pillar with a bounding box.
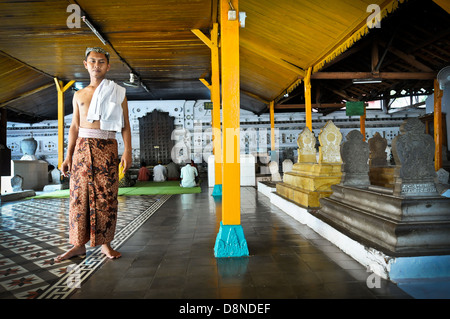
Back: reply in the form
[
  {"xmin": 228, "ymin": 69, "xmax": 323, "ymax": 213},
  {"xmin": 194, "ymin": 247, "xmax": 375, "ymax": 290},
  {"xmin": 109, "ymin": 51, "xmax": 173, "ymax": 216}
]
[
  {"xmin": 270, "ymin": 101, "xmax": 275, "ymax": 151},
  {"xmin": 54, "ymin": 78, "xmax": 75, "ymax": 169},
  {"xmin": 214, "ymin": 0, "xmax": 248, "ymax": 257},
  {"xmin": 192, "ymin": 24, "xmax": 223, "ymax": 192},
  {"xmin": 434, "ymin": 79, "xmax": 443, "ymax": 171},
  {"xmin": 220, "ymin": 0, "xmax": 240, "ymax": 226},
  {"xmin": 211, "ymin": 23, "xmax": 223, "ymax": 187},
  {"xmin": 304, "ymin": 67, "xmax": 312, "ymax": 131}
]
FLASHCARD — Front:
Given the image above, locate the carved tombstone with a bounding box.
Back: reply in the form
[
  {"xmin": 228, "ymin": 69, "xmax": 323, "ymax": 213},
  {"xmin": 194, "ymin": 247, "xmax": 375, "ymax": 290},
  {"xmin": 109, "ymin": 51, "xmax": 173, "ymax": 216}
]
[
  {"xmin": 368, "ymin": 132, "xmax": 388, "ymax": 166},
  {"xmin": 50, "ymin": 168, "xmax": 62, "ymax": 184},
  {"xmin": 269, "ymin": 161, "xmax": 282, "ymax": 181},
  {"xmin": 282, "ymin": 159, "xmax": 293, "ymax": 173},
  {"xmin": 318, "ymin": 121, "xmax": 342, "ymax": 164},
  {"xmin": 11, "ymin": 174, "xmax": 23, "ymax": 192},
  {"xmin": 340, "ymin": 130, "xmax": 370, "ymax": 186},
  {"xmin": 297, "ymin": 127, "xmax": 316, "ymax": 163},
  {"xmin": 391, "ymin": 118, "xmax": 438, "ymax": 196}
]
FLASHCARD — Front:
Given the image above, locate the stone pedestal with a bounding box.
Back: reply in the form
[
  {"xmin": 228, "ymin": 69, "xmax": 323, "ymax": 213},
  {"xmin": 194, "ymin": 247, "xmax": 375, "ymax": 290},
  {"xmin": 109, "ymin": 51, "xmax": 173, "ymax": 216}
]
[
  {"xmin": 318, "ymin": 184, "xmax": 450, "ymax": 256},
  {"xmin": 318, "ymin": 118, "xmax": 450, "ymax": 256},
  {"xmin": 276, "ymin": 121, "xmax": 342, "ymax": 208},
  {"xmin": 214, "ymin": 222, "xmax": 249, "ymax": 258},
  {"xmin": 277, "ymin": 162, "xmax": 342, "ymax": 207}
]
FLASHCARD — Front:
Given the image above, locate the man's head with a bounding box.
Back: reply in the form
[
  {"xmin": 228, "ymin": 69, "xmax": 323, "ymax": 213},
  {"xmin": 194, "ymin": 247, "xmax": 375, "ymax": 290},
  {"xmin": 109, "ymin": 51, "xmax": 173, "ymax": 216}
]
[
  {"xmin": 85, "ymin": 47, "xmax": 110, "ymax": 63},
  {"xmin": 84, "ymin": 47, "xmax": 110, "ymax": 79}
]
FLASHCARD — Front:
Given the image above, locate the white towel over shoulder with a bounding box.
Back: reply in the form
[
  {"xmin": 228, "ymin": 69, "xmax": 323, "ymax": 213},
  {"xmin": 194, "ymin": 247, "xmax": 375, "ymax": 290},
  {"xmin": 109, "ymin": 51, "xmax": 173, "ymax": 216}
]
[{"xmin": 86, "ymin": 79, "xmax": 127, "ymax": 132}]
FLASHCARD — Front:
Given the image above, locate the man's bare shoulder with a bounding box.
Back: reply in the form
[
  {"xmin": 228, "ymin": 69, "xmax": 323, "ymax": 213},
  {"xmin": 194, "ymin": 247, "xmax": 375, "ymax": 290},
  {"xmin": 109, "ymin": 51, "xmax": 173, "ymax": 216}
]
[{"xmin": 75, "ymin": 86, "xmax": 95, "ymax": 97}]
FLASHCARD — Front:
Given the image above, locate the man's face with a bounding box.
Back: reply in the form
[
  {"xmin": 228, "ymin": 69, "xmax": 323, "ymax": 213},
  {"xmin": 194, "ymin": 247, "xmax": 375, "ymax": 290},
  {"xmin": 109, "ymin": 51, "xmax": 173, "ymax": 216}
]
[{"xmin": 84, "ymin": 51, "xmax": 110, "ymax": 79}]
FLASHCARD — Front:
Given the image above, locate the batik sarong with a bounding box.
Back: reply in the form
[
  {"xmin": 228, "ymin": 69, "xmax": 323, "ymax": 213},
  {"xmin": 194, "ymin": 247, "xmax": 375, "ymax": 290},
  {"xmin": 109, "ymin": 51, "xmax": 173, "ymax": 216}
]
[{"xmin": 69, "ymin": 137, "xmax": 119, "ymax": 247}]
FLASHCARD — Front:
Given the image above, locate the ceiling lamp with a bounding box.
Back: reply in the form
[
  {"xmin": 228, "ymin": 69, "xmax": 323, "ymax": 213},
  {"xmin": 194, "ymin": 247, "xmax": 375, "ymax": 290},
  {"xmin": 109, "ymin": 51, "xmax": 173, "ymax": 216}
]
[{"xmin": 352, "ymin": 78, "xmax": 383, "ymax": 84}]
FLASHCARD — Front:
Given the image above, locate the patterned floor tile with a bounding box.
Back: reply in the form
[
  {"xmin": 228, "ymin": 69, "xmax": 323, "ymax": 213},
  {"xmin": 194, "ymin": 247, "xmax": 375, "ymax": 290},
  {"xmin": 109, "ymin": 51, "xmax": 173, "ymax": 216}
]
[{"xmin": 0, "ymin": 194, "xmax": 170, "ymax": 299}]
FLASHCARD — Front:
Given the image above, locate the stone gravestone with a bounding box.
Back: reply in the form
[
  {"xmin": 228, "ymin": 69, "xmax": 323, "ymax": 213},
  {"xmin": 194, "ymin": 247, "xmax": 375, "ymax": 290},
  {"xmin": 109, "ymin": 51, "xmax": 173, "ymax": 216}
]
[
  {"xmin": 296, "ymin": 127, "xmax": 316, "ymax": 163},
  {"xmin": 368, "ymin": 132, "xmax": 395, "ymax": 188},
  {"xmin": 318, "ymin": 121, "xmax": 342, "ymax": 164},
  {"xmin": 391, "ymin": 118, "xmax": 438, "ymax": 196},
  {"xmin": 11, "ymin": 175, "xmax": 23, "ymax": 192},
  {"xmin": 277, "ymin": 120, "xmax": 343, "ymax": 207},
  {"xmin": 50, "ymin": 168, "xmax": 62, "ymax": 184},
  {"xmin": 368, "ymin": 132, "xmax": 388, "ymax": 166},
  {"xmin": 340, "ymin": 130, "xmax": 370, "ymax": 186},
  {"xmin": 269, "ymin": 161, "xmax": 282, "ymax": 182},
  {"xmin": 437, "ymin": 168, "xmax": 449, "ymax": 185},
  {"xmin": 282, "ymin": 159, "xmax": 293, "ymax": 174}
]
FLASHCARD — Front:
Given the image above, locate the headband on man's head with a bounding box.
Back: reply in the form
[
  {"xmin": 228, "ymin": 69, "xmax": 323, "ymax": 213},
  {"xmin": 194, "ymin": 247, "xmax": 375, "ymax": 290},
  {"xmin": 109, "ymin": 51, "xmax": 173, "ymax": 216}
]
[{"xmin": 85, "ymin": 47, "xmax": 110, "ymax": 62}]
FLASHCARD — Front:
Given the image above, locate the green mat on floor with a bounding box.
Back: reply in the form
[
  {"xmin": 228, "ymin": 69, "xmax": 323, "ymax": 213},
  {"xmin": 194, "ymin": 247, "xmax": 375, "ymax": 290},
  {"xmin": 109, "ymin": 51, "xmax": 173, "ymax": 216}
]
[{"xmin": 30, "ymin": 181, "xmax": 201, "ymax": 199}]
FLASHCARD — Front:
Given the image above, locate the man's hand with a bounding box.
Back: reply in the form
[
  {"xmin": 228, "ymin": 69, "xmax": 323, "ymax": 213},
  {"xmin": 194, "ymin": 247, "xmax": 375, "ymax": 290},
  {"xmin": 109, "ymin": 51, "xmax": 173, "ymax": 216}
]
[
  {"xmin": 60, "ymin": 158, "xmax": 72, "ymax": 177},
  {"xmin": 120, "ymin": 150, "xmax": 132, "ymax": 173}
]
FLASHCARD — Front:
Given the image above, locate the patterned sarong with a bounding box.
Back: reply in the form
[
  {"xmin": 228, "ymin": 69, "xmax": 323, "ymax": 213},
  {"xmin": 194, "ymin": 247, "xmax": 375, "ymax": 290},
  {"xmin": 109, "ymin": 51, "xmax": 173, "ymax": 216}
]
[{"xmin": 69, "ymin": 137, "xmax": 119, "ymax": 247}]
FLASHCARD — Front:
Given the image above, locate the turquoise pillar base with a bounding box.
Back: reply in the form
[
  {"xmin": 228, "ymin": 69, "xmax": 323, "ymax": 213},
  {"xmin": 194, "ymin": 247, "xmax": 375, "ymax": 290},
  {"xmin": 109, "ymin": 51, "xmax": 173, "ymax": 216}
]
[
  {"xmin": 212, "ymin": 184, "xmax": 222, "ymax": 197},
  {"xmin": 214, "ymin": 222, "xmax": 249, "ymax": 258}
]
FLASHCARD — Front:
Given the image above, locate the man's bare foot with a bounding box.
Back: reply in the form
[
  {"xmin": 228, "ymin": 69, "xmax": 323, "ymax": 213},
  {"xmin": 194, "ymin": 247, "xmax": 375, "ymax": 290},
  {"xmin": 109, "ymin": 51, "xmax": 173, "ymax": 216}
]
[
  {"xmin": 55, "ymin": 245, "xmax": 86, "ymax": 262},
  {"xmin": 101, "ymin": 244, "xmax": 121, "ymax": 259}
]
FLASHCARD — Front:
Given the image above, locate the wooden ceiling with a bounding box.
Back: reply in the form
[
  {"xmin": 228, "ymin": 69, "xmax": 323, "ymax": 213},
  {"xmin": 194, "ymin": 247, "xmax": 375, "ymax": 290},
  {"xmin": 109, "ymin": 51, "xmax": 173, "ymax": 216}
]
[{"xmin": 0, "ymin": 0, "xmax": 449, "ymax": 122}]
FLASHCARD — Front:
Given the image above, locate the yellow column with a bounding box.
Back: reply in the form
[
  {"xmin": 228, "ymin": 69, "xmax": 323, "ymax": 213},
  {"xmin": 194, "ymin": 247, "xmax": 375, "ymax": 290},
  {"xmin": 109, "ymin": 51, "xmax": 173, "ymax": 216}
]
[
  {"xmin": 192, "ymin": 24, "xmax": 222, "ymax": 191},
  {"xmin": 434, "ymin": 79, "xmax": 443, "ymax": 171},
  {"xmin": 211, "ymin": 23, "xmax": 223, "ymax": 187},
  {"xmin": 214, "ymin": 0, "xmax": 248, "ymax": 258},
  {"xmin": 54, "ymin": 78, "xmax": 75, "ymax": 169},
  {"xmin": 304, "ymin": 67, "xmax": 312, "ymax": 131},
  {"xmin": 220, "ymin": 0, "xmax": 241, "ymax": 226},
  {"xmin": 270, "ymin": 101, "xmax": 275, "ymax": 151}
]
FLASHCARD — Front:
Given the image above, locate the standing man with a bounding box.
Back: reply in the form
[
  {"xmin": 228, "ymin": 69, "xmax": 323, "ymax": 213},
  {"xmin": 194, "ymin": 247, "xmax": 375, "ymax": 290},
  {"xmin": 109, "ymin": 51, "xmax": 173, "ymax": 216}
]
[{"xmin": 57, "ymin": 47, "xmax": 132, "ymax": 261}]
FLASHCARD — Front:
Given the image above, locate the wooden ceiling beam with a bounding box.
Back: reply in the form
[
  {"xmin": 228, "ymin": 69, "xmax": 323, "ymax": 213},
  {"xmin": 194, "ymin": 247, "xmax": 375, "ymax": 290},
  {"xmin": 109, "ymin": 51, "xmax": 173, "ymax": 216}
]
[
  {"xmin": 275, "ymin": 103, "xmax": 344, "ymax": 109},
  {"xmin": 381, "ymin": 44, "xmax": 434, "ymax": 72},
  {"xmin": 0, "ymin": 82, "xmax": 54, "ymax": 108},
  {"xmin": 311, "ymin": 72, "xmax": 436, "ymax": 80}
]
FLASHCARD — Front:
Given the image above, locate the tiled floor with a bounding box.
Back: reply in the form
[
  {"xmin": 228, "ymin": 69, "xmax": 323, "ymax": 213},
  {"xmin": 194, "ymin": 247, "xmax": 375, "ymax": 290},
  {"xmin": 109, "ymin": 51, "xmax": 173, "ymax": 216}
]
[
  {"xmin": 66, "ymin": 183, "xmax": 412, "ymax": 299},
  {"xmin": 0, "ymin": 194, "xmax": 170, "ymax": 299}
]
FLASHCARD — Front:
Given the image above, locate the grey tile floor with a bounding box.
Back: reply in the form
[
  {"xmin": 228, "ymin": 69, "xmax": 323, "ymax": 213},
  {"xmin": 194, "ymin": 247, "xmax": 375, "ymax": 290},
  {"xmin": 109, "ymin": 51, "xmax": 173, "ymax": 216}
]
[{"xmin": 70, "ymin": 184, "xmax": 412, "ymax": 300}]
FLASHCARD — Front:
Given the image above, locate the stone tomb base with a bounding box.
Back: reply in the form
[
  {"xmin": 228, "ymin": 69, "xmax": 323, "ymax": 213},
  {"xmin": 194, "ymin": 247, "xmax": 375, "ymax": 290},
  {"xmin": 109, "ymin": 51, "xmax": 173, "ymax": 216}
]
[
  {"xmin": 268, "ymin": 188, "xmax": 450, "ymax": 282},
  {"xmin": 318, "ymin": 184, "xmax": 450, "ymax": 256},
  {"xmin": 276, "ymin": 162, "xmax": 342, "ymax": 208}
]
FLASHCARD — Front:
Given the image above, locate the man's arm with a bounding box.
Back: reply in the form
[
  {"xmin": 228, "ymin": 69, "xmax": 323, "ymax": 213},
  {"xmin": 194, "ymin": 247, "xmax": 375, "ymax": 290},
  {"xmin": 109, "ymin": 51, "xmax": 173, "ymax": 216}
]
[
  {"xmin": 120, "ymin": 96, "xmax": 132, "ymax": 173},
  {"xmin": 60, "ymin": 94, "xmax": 80, "ymax": 177}
]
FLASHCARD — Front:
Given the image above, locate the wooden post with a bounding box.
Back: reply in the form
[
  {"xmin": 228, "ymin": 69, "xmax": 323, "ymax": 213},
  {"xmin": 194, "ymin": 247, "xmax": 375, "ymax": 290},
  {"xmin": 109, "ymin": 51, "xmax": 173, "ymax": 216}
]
[
  {"xmin": 270, "ymin": 101, "xmax": 275, "ymax": 151},
  {"xmin": 360, "ymin": 105, "xmax": 366, "ymax": 141},
  {"xmin": 304, "ymin": 67, "xmax": 312, "ymax": 131},
  {"xmin": 434, "ymin": 79, "xmax": 443, "ymax": 171},
  {"xmin": 192, "ymin": 24, "xmax": 222, "ymax": 193},
  {"xmin": 54, "ymin": 78, "xmax": 75, "ymax": 169}
]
